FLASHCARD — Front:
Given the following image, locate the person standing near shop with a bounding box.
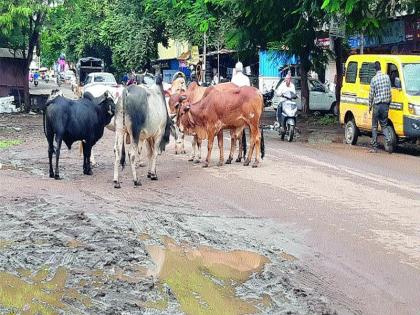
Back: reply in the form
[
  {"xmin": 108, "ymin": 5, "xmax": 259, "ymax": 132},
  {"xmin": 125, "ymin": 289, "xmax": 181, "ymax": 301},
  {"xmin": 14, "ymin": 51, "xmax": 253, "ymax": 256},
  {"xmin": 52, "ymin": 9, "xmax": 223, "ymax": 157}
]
[
  {"xmin": 231, "ymin": 62, "xmax": 250, "ymax": 87},
  {"xmin": 368, "ymin": 61, "xmax": 392, "ymax": 153}
]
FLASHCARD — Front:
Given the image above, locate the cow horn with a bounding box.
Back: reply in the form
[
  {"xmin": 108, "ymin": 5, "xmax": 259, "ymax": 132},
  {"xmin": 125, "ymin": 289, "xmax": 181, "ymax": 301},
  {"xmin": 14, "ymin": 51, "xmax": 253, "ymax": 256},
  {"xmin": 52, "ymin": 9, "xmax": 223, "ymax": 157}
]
[{"xmin": 179, "ymin": 95, "xmax": 187, "ymax": 101}]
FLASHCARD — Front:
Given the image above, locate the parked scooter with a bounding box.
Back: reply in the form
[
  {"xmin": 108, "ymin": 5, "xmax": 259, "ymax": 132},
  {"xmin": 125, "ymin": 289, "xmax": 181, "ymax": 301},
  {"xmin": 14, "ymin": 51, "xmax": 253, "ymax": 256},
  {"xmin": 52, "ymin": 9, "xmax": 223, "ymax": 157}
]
[
  {"xmin": 275, "ymin": 90, "xmax": 298, "ymax": 142},
  {"xmin": 33, "ymin": 72, "xmax": 39, "ymax": 87}
]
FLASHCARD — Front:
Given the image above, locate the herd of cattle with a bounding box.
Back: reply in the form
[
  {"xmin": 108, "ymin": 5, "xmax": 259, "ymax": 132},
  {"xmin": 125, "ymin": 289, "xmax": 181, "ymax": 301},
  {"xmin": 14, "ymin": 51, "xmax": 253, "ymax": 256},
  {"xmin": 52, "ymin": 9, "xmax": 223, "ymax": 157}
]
[{"xmin": 43, "ymin": 75, "xmax": 265, "ymax": 188}]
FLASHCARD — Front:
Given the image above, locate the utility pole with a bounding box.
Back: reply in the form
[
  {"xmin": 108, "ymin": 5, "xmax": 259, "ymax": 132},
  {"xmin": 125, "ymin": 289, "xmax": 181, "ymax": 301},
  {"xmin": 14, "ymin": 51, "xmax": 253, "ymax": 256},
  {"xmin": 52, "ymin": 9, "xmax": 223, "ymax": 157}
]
[
  {"xmin": 202, "ymin": 32, "xmax": 207, "ymax": 83},
  {"xmin": 360, "ymin": 33, "xmax": 364, "ymax": 54},
  {"xmin": 217, "ymin": 41, "xmax": 220, "ymax": 84}
]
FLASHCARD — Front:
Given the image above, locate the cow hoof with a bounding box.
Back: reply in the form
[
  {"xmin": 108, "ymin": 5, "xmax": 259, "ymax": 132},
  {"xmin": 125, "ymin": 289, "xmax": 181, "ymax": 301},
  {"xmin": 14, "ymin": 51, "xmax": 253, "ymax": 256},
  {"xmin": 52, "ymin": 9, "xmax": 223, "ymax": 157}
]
[
  {"xmin": 193, "ymin": 159, "xmax": 200, "ymax": 164},
  {"xmin": 252, "ymin": 163, "xmax": 259, "ymax": 168},
  {"xmin": 114, "ymin": 182, "xmax": 121, "ymax": 189},
  {"xmin": 188, "ymin": 157, "xmax": 194, "ymax": 162},
  {"xmin": 235, "ymin": 158, "xmax": 242, "ymax": 163},
  {"xmin": 217, "ymin": 161, "xmax": 224, "ymax": 167},
  {"xmin": 54, "ymin": 174, "xmax": 61, "ymax": 180},
  {"xmin": 150, "ymin": 174, "xmax": 158, "ymax": 180},
  {"xmin": 202, "ymin": 163, "xmax": 209, "ymax": 168},
  {"xmin": 225, "ymin": 159, "xmax": 232, "ymax": 165},
  {"xmin": 182, "ymin": 150, "xmax": 186, "ymax": 154},
  {"xmin": 147, "ymin": 172, "xmax": 152, "ymax": 178},
  {"xmin": 84, "ymin": 169, "xmax": 93, "ymax": 175},
  {"xmin": 49, "ymin": 172, "xmax": 55, "ymax": 178},
  {"xmin": 136, "ymin": 162, "xmax": 146, "ymax": 168},
  {"xmin": 134, "ymin": 180, "xmax": 142, "ymax": 187},
  {"xmin": 243, "ymin": 160, "xmax": 250, "ymax": 166},
  {"xmin": 175, "ymin": 151, "xmax": 178, "ymax": 155}
]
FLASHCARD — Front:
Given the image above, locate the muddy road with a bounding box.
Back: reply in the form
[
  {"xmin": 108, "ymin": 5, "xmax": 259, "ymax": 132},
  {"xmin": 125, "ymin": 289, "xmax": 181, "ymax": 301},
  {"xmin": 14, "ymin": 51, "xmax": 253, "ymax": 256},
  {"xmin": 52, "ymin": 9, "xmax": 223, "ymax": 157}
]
[{"xmin": 0, "ymin": 112, "xmax": 419, "ymax": 315}]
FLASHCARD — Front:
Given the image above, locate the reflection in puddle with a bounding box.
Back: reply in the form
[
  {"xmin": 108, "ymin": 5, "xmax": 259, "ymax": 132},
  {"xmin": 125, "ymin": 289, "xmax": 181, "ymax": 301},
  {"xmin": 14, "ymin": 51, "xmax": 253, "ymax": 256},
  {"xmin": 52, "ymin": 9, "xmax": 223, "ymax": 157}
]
[
  {"xmin": 146, "ymin": 237, "xmax": 270, "ymax": 315},
  {"xmin": 0, "ymin": 267, "xmax": 91, "ymax": 314}
]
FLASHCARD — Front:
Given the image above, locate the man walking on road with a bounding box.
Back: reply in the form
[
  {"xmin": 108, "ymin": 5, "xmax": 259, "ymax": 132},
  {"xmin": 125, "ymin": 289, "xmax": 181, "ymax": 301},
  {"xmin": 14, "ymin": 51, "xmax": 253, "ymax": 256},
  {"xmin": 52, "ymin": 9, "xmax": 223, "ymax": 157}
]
[{"xmin": 369, "ymin": 61, "xmax": 392, "ymax": 153}]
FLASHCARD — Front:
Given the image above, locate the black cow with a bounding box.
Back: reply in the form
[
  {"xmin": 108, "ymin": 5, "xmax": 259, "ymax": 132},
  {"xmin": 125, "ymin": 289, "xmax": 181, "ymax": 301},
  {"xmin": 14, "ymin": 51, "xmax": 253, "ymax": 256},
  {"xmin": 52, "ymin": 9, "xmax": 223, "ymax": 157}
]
[{"xmin": 43, "ymin": 92, "xmax": 115, "ymax": 179}]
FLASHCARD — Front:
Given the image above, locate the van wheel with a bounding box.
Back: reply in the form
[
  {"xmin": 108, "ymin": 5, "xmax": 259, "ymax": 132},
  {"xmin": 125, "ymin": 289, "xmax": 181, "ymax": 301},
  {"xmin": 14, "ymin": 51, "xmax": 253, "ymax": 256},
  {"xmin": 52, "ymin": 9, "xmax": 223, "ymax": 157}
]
[
  {"xmin": 345, "ymin": 119, "xmax": 359, "ymax": 145},
  {"xmin": 330, "ymin": 102, "xmax": 338, "ymax": 116},
  {"xmin": 384, "ymin": 125, "xmax": 397, "ymax": 153}
]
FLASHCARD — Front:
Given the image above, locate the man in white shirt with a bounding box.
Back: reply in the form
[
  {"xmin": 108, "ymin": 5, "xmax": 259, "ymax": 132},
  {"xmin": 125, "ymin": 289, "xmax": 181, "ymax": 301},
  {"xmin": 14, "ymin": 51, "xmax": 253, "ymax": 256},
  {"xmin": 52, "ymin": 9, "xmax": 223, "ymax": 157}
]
[
  {"xmin": 275, "ymin": 72, "xmax": 296, "ymax": 131},
  {"xmin": 231, "ymin": 62, "xmax": 250, "ymax": 87}
]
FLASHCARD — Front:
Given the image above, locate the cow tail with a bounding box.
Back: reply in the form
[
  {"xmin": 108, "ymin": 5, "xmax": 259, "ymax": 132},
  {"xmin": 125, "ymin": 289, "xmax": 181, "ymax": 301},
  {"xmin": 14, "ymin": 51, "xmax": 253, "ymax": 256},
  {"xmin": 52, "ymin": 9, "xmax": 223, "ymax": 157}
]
[
  {"xmin": 242, "ymin": 129, "xmax": 247, "ymax": 158},
  {"xmin": 260, "ymin": 127, "xmax": 265, "ymax": 159},
  {"xmin": 120, "ymin": 138, "xmax": 126, "ymax": 169},
  {"xmin": 160, "ymin": 116, "xmax": 171, "ymax": 152},
  {"xmin": 43, "ymin": 109, "xmax": 47, "ymax": 138}
]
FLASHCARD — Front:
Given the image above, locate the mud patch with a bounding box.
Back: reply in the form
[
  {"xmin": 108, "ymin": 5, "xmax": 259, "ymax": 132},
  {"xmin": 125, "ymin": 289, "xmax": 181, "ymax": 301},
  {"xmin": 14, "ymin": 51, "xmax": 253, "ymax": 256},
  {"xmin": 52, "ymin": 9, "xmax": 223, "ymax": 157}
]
[{"xmin": 0, "ymin": 267, "xmax": 91, "ymax": 314}]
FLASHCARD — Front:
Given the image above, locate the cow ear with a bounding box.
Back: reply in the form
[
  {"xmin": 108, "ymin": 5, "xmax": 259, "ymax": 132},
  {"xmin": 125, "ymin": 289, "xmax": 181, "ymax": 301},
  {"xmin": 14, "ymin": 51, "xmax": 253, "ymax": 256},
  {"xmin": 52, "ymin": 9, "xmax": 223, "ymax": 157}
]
[
  {"xmin": 164, "ymin": 90, "xmax": 171, "ymax": 97},
  {"xmin": 175, "ymin": 103, "xmax": 180, "ymax": 109}
]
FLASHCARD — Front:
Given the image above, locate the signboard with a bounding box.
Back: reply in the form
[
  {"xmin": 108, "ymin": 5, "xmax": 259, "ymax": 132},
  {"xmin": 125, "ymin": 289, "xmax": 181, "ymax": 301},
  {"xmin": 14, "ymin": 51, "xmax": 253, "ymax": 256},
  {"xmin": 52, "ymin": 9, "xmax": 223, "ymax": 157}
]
[{"xmin": 316, "ymin": 38, "xmax": 331, "ymax": 49}]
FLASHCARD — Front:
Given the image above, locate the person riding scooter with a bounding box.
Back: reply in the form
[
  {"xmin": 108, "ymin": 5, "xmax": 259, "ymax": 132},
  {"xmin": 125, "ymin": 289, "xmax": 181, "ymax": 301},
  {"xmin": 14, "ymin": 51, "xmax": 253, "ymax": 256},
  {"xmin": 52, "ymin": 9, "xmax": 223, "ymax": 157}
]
[{"xmin": 275, "ymin": 72, "xmax": 296, "ymax": 133}]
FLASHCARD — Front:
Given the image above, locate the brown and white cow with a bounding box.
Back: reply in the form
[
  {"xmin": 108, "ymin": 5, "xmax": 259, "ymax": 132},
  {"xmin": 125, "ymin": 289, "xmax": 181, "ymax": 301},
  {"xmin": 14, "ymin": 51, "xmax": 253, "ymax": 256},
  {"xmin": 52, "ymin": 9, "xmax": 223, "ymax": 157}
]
[{"xmin": 176, "ymin": 85, "xmax": 264, "ymax": 168}]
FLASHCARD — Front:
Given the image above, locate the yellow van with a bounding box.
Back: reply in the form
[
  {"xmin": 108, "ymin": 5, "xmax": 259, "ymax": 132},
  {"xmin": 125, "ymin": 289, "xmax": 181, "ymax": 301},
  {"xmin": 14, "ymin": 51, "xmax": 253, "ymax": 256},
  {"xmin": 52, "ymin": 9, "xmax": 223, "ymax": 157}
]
[{"xmin": 340, "ymin": 54, "xmax": 420, "ymax": 152}]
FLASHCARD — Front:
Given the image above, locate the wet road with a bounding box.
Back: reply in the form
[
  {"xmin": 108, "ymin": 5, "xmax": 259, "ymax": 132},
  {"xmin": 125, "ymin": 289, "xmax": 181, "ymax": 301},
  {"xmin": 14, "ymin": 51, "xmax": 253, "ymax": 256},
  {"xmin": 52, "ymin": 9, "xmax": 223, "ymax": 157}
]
[{"xmin": 0, "ymin": 110, "xmax": 419, "ymax": 314}]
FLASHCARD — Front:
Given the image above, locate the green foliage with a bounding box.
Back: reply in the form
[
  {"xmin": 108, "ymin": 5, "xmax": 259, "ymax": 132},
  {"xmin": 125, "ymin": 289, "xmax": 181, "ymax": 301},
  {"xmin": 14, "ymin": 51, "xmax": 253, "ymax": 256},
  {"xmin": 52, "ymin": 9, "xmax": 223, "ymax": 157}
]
[{"xmin": 41, "ymin": 0, "xmax": 168, "ymax": 75}]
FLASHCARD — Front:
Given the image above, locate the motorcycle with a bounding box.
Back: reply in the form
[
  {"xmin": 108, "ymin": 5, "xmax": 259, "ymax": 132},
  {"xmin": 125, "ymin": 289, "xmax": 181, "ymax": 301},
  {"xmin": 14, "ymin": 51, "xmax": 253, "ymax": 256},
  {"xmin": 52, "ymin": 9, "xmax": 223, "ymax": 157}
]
[
  {"xmin": 275, "ymin": 90, "xmax": 298, "ymax": 142},
  {"xmin": 56, "ymin": 72, "xmax": 65, "ymax": 87},
  {"xmin": 262, "ymin": 88, "xmax": 274, "ymax": 107}
]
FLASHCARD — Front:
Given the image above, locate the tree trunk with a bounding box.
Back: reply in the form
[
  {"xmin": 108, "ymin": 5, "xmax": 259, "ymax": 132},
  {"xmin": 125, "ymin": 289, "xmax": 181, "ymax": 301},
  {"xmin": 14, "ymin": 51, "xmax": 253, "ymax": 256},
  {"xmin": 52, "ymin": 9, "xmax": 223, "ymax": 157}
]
[
  {"xmin": 333, "ymin": 37, "xmax": 343, "ymax": 117},
  {"xmin": 300, "ymin": 54, "xmax": 310, "ymax": 114}
]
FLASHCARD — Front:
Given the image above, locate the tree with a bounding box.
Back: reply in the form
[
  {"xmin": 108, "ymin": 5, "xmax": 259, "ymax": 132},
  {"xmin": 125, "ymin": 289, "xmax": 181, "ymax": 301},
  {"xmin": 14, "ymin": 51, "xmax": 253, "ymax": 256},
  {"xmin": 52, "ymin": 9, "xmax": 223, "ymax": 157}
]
[
  {"xmin": 229, "ymin": 0, "xmax": 329, "ymax": 114},
  {"xmin": 321, "ymin": 0, "xmax": 418, "ymax": 112},
  {"xmin": 0, "ymin": 1, "xmax": 53, "ymax": 110}
]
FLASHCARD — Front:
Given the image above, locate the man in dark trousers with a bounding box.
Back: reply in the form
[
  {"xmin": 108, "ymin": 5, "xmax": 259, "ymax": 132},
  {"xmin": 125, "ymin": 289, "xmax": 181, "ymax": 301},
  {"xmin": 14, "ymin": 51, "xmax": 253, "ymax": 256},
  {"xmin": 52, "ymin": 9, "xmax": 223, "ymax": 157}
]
[{"xmin": 369, "ymin": 61, "xmax": 392, "ymax": 153}]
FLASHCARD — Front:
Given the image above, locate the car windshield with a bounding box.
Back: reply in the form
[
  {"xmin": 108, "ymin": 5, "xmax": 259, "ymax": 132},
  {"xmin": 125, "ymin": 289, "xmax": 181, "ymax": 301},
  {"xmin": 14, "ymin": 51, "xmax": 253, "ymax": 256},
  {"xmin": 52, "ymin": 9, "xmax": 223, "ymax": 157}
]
[
  {"xmin": 403, "ymin": 63, "xmax": 420, "ymax": 96},
  {"xmin": 310, "ymin": 79, "xmax": 326, "ymax": 92},
  {"xmin": 93, "ymin": 74, "xmax": 116, "ymax": 84}
]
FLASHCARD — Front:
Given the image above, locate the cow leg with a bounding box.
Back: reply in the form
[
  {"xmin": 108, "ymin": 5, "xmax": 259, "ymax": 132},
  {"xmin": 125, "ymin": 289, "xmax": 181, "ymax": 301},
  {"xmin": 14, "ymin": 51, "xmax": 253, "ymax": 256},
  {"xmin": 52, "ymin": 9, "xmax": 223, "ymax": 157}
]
[
  {"xmin": 82, "ymin": 143, "xmax": 93, "ymax": 175},
  {"xmin": 145, "ymin": 139, "xmax": 154, "ymax": 179},
  {"xmin": 54, "ymin": 136, "xmax": 63, "ymax": 179},
  {"xmin": 196, "ymin": 138, "xmax": 202, "ymax": 163},
  {"xmin": 181, "ymin": 133, "xmax": 186, "ymax": 154},
  {"xmin": 226, "ymin": 130, "xmax": 235, "ymax": 164},
  {"xmin": 48, "ymin": 137, "xmax": 55, "ymax": 178},
  {"xmin": 245, "ymin": 125, "xmax": 258, "ymax": 167},
  {"xmin": 252, "ymin": 126, "xmax": 261, "ymax": 168},
  {"xmin": 113, "ymin": 129, "xmax": 124, "ymax": 188},
  {"xmin": 203, "ymin": 132, "xmax": 215, "ymax": 168},
  {"xmin": 189, "ymin": 135, "xmax": 198, "ymax": 162},
  {"xmin": 217, "ymin": 130, "xmax": 224, "ymax": 166},
  {"xmin": 236, "ymin": 130, "xmax": 244, "ymax": 163},
  {"xmin": 129, "ymin": 139, "xmax": 142, "ymax": 186},
  {"xmin": 148, "ymin": 137, "xmax": 160, "ymax": 180}
]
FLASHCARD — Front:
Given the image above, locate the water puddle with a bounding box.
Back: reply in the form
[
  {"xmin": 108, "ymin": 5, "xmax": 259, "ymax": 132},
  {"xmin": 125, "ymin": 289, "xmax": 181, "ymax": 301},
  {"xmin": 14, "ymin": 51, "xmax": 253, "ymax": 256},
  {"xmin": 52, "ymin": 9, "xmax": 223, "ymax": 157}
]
[
  {"xmin": 0, "ymin": 267, "xmax": 91, "ymax": 314},
  {"xmin": 145, "ymin": 237, "xmax": 270, "ymax": 315}
]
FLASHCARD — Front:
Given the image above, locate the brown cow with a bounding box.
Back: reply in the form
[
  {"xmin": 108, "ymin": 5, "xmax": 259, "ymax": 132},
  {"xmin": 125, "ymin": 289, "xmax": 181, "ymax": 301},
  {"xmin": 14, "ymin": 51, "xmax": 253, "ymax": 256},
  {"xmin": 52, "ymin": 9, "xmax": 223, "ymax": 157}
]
[
  {"xmin": 176, "ymin": 85, "xmax": 264, "ymax": 168},
  {"xmin": 169, "ymin": 82, "xmax": 247, "ymax": 164}
]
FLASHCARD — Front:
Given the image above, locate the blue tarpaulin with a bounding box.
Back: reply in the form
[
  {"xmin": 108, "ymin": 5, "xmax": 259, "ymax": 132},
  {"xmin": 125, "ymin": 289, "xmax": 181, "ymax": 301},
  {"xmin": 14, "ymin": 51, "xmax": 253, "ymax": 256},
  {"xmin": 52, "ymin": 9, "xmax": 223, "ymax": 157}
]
[{"xmin": 259, "ymin": 50, "xmax": 298, "ymax": 77}]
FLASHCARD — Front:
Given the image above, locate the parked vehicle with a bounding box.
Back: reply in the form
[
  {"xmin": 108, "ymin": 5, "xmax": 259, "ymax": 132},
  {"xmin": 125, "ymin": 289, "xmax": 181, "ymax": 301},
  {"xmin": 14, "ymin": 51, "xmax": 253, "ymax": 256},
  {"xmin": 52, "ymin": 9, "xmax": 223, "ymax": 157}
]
[
  {"xmin": 56, "ymin": 72, "xmax": 65, "ymax": 87},
  {"xmin": 275, "ymin": 90, "xmax": 298, "ymax": 142},
  {"xmin": 340, "ymin": 54, "xmax": 420, "ymax": 152},
  {"xmin": 272, "ymin": 77, "xmax": 337, "ymax": 114},
  {"xmin": 82, "ymin": 72, "xmax": 121, "ymax": 100},
  {"xmin": 33, "ymin": 72, "xmax": 40, "ymax": 87},
  {"xmin": 76, "ymin": 57, "xmax": 104, "ymax": 97},
  {"xmin": 262, "ymin": 88, "xmax": 275, "ymax": 107}
]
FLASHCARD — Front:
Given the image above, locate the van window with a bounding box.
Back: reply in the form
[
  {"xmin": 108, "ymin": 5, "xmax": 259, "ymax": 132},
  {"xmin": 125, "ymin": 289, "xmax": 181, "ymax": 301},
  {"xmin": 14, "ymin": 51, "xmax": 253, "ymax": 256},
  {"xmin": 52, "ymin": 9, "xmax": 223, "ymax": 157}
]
[
  {"xmin": 345, "ymin": 62, "xmax": 357, "ymax": 83},
  {"xmin": 387, "ymin": 63, "xmax": 400, "ymax": 88},
  {"xmin": 360, "ymin": 62, "xmax": 376, "ymax": 84}
]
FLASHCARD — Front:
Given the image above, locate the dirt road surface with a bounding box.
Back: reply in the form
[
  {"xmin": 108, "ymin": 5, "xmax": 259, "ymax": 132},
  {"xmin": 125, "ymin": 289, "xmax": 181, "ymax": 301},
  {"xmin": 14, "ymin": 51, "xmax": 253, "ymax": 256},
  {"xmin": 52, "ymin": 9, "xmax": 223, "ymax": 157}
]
[{"xmin": 0, "ymin": 103, "xmax": 419, "ymax": 314}]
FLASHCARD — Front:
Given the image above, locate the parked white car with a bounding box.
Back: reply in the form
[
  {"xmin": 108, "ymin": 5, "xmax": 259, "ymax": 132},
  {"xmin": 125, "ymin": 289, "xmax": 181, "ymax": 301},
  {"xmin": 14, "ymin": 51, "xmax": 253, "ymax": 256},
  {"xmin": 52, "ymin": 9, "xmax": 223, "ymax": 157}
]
[
  {"xmin": 82, "ymin": 72, "xmax": 122, "ymax": 100},
  {"xmin": 272, "ymin": 77, "xmax": 337, "ymax": 115}
]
